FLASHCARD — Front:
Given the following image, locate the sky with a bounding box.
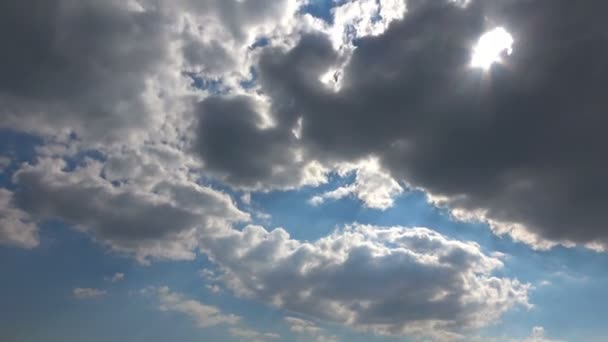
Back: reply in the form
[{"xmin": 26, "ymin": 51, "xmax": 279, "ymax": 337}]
[{"xmin": 0, "ymin": 0, "xmax": 607, "ymax": 341}]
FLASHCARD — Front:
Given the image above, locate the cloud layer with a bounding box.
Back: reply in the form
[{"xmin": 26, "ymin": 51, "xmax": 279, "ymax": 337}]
[{"xmin": 0, "ymin": 0, "xmax": 598, "ymax": 340}]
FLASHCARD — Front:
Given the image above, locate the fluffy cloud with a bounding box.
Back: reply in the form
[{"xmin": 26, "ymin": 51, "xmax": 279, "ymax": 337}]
[
  {"xmin": 0, "ymin": 0, "xmax": 586, "ymax": 340},
  {"xmin": 143, "ymin": 286, "xmax": 240, "ymax": 327},
  {"xmin": 73, "ymin": 287, "xmax": 107, "ymax": 300},
  {"xmin": 310, "ymin": 158, "xmax": 403, "ymax": 210},
  {"xmin": 200, "ymin": 223, "xmax": 530, "ymax": 339},
  {"xmin": 0, "ymin": 189, "xmax": 39, "ymax": 249},
  {"xmin": 12, "ymin": 158, "xmax": 248, "ymax": 263},
  {"xmin": 0, "ymin": 0, "xmax": 189, "ymax": 145}
]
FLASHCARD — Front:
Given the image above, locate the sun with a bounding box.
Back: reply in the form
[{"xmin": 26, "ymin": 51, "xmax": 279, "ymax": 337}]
[{"xmin": 471, "ymin": 27, "xmax": 514, "ymax": 70}]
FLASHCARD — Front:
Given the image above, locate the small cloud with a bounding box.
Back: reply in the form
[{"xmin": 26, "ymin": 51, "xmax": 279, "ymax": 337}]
[
  {"xmin": 0, "ymin": 156, "xmax": 10, "ymax": 172},
  {"xmin": 105, "ymin": 272, "xmax": 125, "ymax": 283},
  {"xmin": 229, "ymin": 327, "xmax": 280, "ymax": 342},
  {"xmin": 520, "ymin": 326, "xmax": 565, "ymax": 342},
  {"xmin": 206, "ymin": 284, "xmax": 223, "ymax": 294},
  {"xmin": 284, "ymin": 317, "xmax": 337, "ymax": 342},
  {"xmin": 309, "ymin": 159, "xmax": 403, "ymax": 210},
  {"xmin": 241, "ymin": 192, "xmax": 251, "ymax": 205},
  {"xmin": 73, "ymin": 287, "xmax": 107, "ymax": 300},
  {"xmin": 142, "ymin": 286, "xmax": 240, "ymax": 328}
]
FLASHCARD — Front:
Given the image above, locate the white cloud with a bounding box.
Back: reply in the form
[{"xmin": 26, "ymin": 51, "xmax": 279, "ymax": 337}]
[
  {"xmin": 229, "ymin": 327, "xmax": 280, "ymax": 342},
  {"xmin": 310, "ymin": 158, "xmax": 403, "ymax": 210},
  {"xmin": 106, "ymin": 272, "xmax": 125, "ymax": 283},
  {"xmin": 284, "ymin": 317, "xmax": 337, "ymax": 342},
  {"xmin": 519, "ymin": 326, "xmax": 565, "ymax": 342},
  {"xmin": 0, "ymin": 189, "xmax": 39, "ymax": 249},
  {"xmin": 143, "ymin": 286, "xmax": 240, "ymax": 327},
  {"xmin": 73, "ymin": 287, "xmax": 107, "ymax": 300},
  {"xmin": 200, "ymin": 223, "xmax": 531, "ymax": 339},
  {"xmin": 12, "ymin": 157, "xmax": 248, "ymax": 263}
]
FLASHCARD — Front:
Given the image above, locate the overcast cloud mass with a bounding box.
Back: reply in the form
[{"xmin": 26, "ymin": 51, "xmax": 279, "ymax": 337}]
[{"xmin": 0, "ymin": 0, "xmax": 606, "ymax": 341}]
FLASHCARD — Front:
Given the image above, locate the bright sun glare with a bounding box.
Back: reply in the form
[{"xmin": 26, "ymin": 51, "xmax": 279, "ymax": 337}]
[{"xmin": 471, "ymin": 27, "xmax": 514, "ymax": 70}]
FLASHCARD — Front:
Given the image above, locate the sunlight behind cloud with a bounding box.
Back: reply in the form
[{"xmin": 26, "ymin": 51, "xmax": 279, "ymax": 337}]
[{"xmin": 471, "ymin": 27, "xmax": 514, "ymax": 70}]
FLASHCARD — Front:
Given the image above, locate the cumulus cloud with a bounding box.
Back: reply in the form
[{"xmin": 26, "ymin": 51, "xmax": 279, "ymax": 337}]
[
  {"xmin": 310, "ymin": 158, "xmax": 403, "ymax": 210},
  {"xmin": 200, "ymin": 223, "xmax": 530, "ymax": 339},
  {"xmin": 12, "ymin": 158, "xmax": 248, "ymax": 263},
  {"xmin": 0, "ymin": 0, "xmax": 585, "ymax": 339},
  {"xmin": 73, "ymin": 287, "xmax": 107, "ymax": 300},
  {"xmin": 0, "ymin": 189, "xmax": 39, "ymax": 249},
  {"xmin": 143, "ymin": 286, "xmax": 240, "ymax": 327},
  {"xmin": 0, "ymin": 0, "xmax": 188, "ymax": 145}
]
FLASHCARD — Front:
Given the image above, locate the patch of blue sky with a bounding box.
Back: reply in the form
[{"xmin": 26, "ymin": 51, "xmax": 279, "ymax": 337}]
[
  {"xmin": 249, "ymin": 36, "xmax": 270, "ymax": 50},
  {"xmin": 299, "ymin": 0, "xmax": 343, "ymax": 24},
  {"xmin": 239, "ymin": 67, "xmax": 258, "ymax": 90},
  {"xmin": 0, "ymin": 220, "xmax": 288, "ymax": 342},
  {"xmin": 183, "ymin": 71, "xmax": 230, "ymax": 95},
  {"xmin": 0, "ymin": 129, "xmax": 43, "ymax": 190}
]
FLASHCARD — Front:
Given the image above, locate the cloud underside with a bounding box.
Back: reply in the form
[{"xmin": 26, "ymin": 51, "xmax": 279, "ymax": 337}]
[
  {"xmin": 0, "ymin": 0, "xmax": 605, "ymax": 340},
  {"xmin": 193, "ymin": 0, "xmax": 608, "ymax": 250}
]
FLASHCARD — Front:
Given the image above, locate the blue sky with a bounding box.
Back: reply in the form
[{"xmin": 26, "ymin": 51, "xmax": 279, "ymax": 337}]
[{"xmin": 1, "ymin": 1, "xmax": 607, "ymax": 341}]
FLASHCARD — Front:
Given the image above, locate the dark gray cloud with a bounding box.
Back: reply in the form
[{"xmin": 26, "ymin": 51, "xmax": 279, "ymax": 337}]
[
  {"xmin": 194, "ymin": 0, "xmax": 608, "ymax": 249},
  {"xmin": 0, "ymin": 0, "xmax": 177, "ymax": 143},
  {"xmin": 193, "ymin": 95, "xmax": 327, "ymax": 189}
]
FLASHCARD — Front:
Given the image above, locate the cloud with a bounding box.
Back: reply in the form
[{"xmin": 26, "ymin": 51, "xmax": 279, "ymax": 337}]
[
  {"xmin": 143, "ymin": 286, "xmax": 240, "ymax": 327},
  {"xmin": 0, "ymin": 0, "xmax": 188, "ymax": 145},
  {"xmin": 106, "ymin": 272, "xmax": 125, "ymax": 283},
  {"xmin": 284, "ymin": 316, "xmax": 337, "ymax": 342},
  {"xmin": 229, "ymin": 327, "xmax": 280, "ymax": 342},
  {"xmin": 216, "ymin": 0, "xmax": 608, "ymax": 251},
  {"xmin": 285, "ymin": 316, "xmax": 323, "ymax": 334},
  {"xmin": 73, "ymin": 287, "xmax": 107, "ymax": 300},
  {"xmin": 0, "ymin": 189, "xmax": 39, "ymax": 249},
  {"xmin": 200, "ymin": 223, "xmax": 530, "ymax": 339},
  {"xmin": 12, "ymin": 157, "xmax": 248, "ymax": 263},
  {"xmin": 0, "ymin": 156, "xmax": 10, "ymax": 172},
  {"xmin": 310, "ymin": 158, "xmax": 403, "ymax": 210},
  {"xmin": 519, "ymin": 326, "xmax": 565, "ymax": 342},
  {"xmin": 0, "ymin": 0, "xmax": 582, "ymax": 340},
  {"xmin": 192, "ymin": 94, "xmax": 328, "ymax": 190}
]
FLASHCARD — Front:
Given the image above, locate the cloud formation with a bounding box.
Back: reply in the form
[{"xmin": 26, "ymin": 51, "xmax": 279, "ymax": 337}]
[
  {"xmin": 204, "ymin": 0, "xmax": 608, "ymax": 251},
  {"xmin": 12, "ymin": 158, "xmax": 248, "ymax": 263},
  {"xmin": 73, "ymin": 287, "xmax": 107, "ymax": 300},
  {"xmin": 201, "ymin": 223, "xmax": 530, "ymax": 338},
  {"xmin": 143, "ymin": 286, "xmax": 240, "ymax": 327},
  {"xmin": 0, "ymin": 189, "xmax": 38, "ymax": 249},
  {"xmin": 0, "ymin": 0, "xmax": 594, "ymax": 340}
]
